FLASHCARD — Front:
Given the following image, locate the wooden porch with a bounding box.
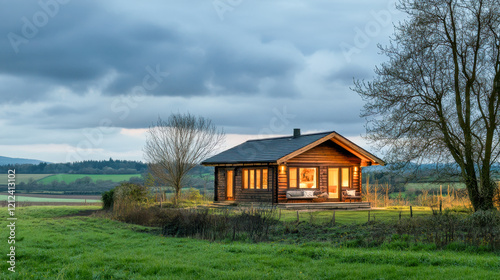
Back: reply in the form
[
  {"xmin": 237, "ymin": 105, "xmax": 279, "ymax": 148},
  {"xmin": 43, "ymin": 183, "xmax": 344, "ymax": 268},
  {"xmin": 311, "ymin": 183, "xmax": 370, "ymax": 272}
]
[
  {"xmin": 209, "ymin": 201, "xmax": 371, "ymax": 210},
  {"xmin": 276, "ymin": 201, "xmax": 370, "ymax": 210}
]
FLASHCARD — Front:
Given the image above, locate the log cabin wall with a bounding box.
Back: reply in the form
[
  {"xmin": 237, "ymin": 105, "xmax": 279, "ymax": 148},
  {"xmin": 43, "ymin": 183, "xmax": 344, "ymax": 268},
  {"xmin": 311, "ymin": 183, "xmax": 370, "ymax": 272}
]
[
  {"xmin": 233, "ymin": 166, "xmax": 273, "ymax": 203},
  {"xmin": 319, "ymin": 166, "xmax": 328, "ymax": 193},
  {"xmin": 277, "ymin": 165, "xmax": 288, "ymax": 202},
  {"xmin": 215, "ymin": 166, "xmax": 274, "ymax": 203},
  {"xmin": 277, "ymin": 141, "xmax": 362, "ymax": 203},
  {"xmin": 286, "ymin": 140, "xmax": 361, "ymax": 165},
  {"xmin": 214, "ymin": 167, "xmax": 226, "ymax": 201},
  {"xmin": 353, "ymin": 167, "xmax": 360, "ymax": 191}
]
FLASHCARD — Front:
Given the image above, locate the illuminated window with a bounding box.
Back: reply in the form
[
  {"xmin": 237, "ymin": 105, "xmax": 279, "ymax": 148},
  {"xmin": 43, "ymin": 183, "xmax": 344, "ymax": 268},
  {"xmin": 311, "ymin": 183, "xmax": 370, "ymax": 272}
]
[
  {"xmin": 262, "ymin": 169, "xmax": 268, "ymax": 189},
  {"xmin": 289, "ymin": 168, "xmax": 297, "ymax": 188},
  {"xmin": 249, "ymin": 170, "xmax": 255, "ymax": 189},
  {"xmin": 243, "ymin": 170, "xmax": 248, "ymax": 189},
  {"xmin": 341, "ymin": 168, "xmax": 350, "ymax": 187},
  {"xmin": 242, "ymin": 168, "xmax": 269, "ymax": 190},
  {"xmin": 289, "ymin": 167, "xmax": 317, "ymax": 188}
]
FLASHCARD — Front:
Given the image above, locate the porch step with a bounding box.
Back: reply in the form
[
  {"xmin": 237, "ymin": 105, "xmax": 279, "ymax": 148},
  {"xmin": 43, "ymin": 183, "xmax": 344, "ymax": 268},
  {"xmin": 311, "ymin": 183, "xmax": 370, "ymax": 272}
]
[
  {"xmin": 208, "ymin": 201, "xmax": 239, "ymax": 208},
  {"xmin": 277, "ymin": 202, "xmax": 371, "ymax": 210}
]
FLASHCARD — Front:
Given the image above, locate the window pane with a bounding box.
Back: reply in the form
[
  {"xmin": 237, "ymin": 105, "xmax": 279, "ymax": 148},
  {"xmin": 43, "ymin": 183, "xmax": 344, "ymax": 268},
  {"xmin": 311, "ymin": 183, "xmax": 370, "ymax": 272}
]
[
  {"xmin": 289, "ymin": 168, "xmax": 297, "ymax": 188},
  {"xmin": 243, "ymin": 170, "xmax": 248, "ymax": 189},
  {"xmin": 342, "ymin": 168, "xmax": 350, "ymax": 187},
  {"xmin": 328, "ymin": 168, "xmax": 339, "ymax": 198},
  {"xmin": 249, "ymin": 170, "xmax": 255, "ymax": 189},
  {"xmin": 227, "ymin": 170, "xmax": 233, "ymax": 198},
  {"xmin": 256, "ymin": 169, "xmax": 261, "ymax": 189},
  {"xmin": 299, "ymin": 168, "xmax": 317, "ymax": 188},
  {"xmin": 262, "ymin": 169, "xmax": 268, "ymax": 189}
]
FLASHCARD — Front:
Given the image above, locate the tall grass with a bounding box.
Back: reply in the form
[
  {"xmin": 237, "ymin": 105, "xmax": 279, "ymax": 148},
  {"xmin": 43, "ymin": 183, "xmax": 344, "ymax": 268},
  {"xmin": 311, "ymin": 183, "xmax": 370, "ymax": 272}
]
[
  {"xmin": 2, "ymin": 206, "xmax": 500, "ymax": 279},
  {"xmin": 363, "ymin": 181, "xmax": 478, "ymax": 209}
]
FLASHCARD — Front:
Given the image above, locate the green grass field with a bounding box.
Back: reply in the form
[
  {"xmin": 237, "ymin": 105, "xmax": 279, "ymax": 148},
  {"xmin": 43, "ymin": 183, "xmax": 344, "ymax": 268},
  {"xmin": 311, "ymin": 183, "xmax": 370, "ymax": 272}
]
[
  {"xmin": 0, "ymin": 174, "xmax": 141, "ymax": 186},
  {"xmin": 1, "ymin": 206, "xmax": 499, "ymax": 279},
  {"xmin": 0, "ymin": 174, "xmax": 53, "ymax": 186},
  {"xmin": 0, "ymin": 195, "xmax": 101, "ymax": 203},
  {"xmin": 278, "ymin": 207, "xmax": 432, "ymax": 224},
  {"xmin": 38, "ymin": 174, "xmax": 141, "ymax": 184}
]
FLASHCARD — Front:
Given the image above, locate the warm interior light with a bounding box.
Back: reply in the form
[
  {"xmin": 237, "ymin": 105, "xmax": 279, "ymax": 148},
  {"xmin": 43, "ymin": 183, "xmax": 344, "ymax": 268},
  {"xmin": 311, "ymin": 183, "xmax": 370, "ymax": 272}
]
[
  {"xmin": 354, "ymin": 166, "xmax": 358, "ymax": 172},
  {"xmin": 280, "ymin": 165, "xmax": 286, "ymax": 173}
]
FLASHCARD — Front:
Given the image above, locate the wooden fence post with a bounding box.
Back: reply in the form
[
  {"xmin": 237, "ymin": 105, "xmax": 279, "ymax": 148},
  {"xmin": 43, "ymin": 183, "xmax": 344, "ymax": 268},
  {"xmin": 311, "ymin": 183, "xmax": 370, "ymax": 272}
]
[
  {"xmin": 331, "ymin": 210, "xmax": 336, "ymax": 226},
  {"xmin": 296, "ymin": 210, "xmax": 299, "ymax": 223},
  {"xmin": 368, "ymin": 210, "xmax": 371, "ymax": 222},
  {"xmin": 410, "ymin": 205, "xmax": 413, "ymax": 218}
]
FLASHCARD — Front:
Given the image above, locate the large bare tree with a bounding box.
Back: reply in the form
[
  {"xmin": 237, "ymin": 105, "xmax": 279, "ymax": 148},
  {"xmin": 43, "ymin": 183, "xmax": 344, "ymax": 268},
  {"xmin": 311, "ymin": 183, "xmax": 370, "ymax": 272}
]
[
  {"xmin": 144, "ymin": 113, "xmax": 225, "ymax": 205},
  {"xmin": 354, "ymin": 0, "xmax": 500, "ymax": 211}
]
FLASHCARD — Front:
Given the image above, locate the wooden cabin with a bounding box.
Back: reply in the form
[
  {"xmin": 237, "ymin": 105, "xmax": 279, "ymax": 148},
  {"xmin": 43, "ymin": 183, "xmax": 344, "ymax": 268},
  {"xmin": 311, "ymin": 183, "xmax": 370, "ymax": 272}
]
[{"xmin": 201, "ymin": 129, "xmax": 384, "ymax": 204}]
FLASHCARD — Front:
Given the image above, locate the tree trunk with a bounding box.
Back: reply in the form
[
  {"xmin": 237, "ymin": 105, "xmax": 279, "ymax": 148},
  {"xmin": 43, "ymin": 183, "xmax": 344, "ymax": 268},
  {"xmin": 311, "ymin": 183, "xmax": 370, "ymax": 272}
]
[
  {"xmin": 465, "ymin": 162, "xmax": 495, "ymax": 211},
  {"xmin": 173, "ymin": 187, "xmax": 182, "ymax": 206}
]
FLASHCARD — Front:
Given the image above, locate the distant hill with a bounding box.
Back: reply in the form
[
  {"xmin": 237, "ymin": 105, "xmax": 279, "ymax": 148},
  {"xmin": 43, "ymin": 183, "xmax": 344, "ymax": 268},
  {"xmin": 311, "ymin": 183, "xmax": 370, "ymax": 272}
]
[{"xmin": 0, "ymin": 156, "xmax": 47, "ymax": 166}]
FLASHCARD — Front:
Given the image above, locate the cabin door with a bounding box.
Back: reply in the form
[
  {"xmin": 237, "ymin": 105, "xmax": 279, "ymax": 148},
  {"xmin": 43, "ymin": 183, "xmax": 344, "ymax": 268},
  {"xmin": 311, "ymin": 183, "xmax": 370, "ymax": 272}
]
[
  {"xmin": 226, "ymin": 170, "xmax": 234, "ymax": 200},
  {"xmin": 328, "ymin": 168, "xmax": 340, "ymax": 201}
]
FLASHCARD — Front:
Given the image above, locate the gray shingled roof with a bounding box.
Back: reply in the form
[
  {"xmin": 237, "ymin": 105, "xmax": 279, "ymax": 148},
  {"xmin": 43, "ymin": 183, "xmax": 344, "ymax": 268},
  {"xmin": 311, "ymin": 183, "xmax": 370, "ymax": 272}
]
[{"xmin": 202, "ymin": 131, "xmax": 334, "ymax": 165}]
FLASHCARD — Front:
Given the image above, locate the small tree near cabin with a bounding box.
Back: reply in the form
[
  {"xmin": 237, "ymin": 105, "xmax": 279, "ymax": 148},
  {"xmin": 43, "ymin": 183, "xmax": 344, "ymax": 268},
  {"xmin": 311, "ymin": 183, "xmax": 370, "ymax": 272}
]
[
  {"xmin": 143, "ymin": 113, "xmax": 225, "ymax": 205},
  {"xmin": 354, "ymin": 0, "xmax": 500, "ymax": 211}
]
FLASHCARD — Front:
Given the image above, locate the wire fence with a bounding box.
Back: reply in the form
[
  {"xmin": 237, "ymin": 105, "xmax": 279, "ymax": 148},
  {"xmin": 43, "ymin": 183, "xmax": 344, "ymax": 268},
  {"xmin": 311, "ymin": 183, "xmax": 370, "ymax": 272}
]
[{"xmin": 361, "ymin": 181, "xmax": 500, "ymax": 210}]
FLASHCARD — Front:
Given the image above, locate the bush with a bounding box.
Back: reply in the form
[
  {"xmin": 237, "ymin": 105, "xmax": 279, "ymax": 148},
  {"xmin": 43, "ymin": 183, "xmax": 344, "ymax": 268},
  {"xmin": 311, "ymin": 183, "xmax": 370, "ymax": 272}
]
[
  {"xmin": 161, "ymin": 207, "xmax": 278, "ymax": 242},
  {"xmin": 112, "ymin": 182, "xmax": 151, "ymax": 219},
  {"xmin": 184, "ymin": 188, "xmax": 203, "ymax": 202},
  {"xmin": 468, "ymin": 210, "xmax": 500, "ymax": 228},
  {"xmin": 102, "ymin": 188, "xmax": 115, "ymax": 210}
]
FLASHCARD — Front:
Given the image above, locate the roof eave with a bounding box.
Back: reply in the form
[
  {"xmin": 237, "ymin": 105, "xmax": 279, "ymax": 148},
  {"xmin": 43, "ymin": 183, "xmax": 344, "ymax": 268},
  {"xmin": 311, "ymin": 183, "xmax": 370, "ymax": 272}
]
[
  {"xmin": 276, "ymin": 131, "xmax": 385, "ymax": 166},
  {"xmin": 201, "ymin": 160, "xmax": 278, "ymax": 167},
  {"xmin": 330, "ymin": 134, "xmax": 385, "ymax": 166},
  {"xmin": 276, "ymin": 132, "xmax": 338, "ymax": 164}
]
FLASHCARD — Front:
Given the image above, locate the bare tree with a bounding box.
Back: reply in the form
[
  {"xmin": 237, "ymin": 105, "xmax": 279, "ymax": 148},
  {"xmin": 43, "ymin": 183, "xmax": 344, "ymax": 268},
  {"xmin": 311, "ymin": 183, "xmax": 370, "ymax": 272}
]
[
  {"xmin": 144, "ymin": 113, "xmax": 225, "ymax": 205},
  {"xmin": 354, "ymin": 0, "xmax": 500, "ymax": 211}
]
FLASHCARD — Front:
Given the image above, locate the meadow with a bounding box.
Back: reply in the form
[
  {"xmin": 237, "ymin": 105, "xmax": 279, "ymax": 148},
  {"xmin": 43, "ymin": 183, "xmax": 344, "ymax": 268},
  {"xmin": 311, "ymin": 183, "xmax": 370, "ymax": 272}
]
[
  {"xmin": 38, "ymin": 174, "xmax": 141, "ymax": 184},
  {"xmin": 277, "ymin": 206, "xmax": 431, "ymax": 224},
  {"xmin": 0, "ymin": 174, "xmax": 52, "ymax": 185},
  {"xmin": 0, "ymin": 174, "xmax": 141, "ymax": 186},
  {"xmin": 1, "ymin": 206, "xmax": 499, "ymax": 279},
  {"xmin": 0, "ymin": 194, "xmax": 100, "ymax": 204}
]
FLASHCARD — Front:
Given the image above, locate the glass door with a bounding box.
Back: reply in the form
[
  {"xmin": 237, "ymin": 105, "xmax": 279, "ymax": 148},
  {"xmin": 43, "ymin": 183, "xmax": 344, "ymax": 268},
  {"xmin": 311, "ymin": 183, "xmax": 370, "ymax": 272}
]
[
  {"xmin": 226, "ymin": 170, "xmax": 234, "ymax": 200},
  {"xmin": 328, "ymin": 168, "xmax": 340, "ymax": 201}
]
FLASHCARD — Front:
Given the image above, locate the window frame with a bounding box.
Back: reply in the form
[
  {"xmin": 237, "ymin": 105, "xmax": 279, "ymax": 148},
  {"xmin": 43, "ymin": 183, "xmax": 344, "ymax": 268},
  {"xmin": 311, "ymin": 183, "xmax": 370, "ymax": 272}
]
[
  {"xmin": 287, "ymin": 166, "xmax": 319, "ymax": 189},
  {"xmin": 242, "ymin": 167, "xmax": 269, "ymax": 191},
  {"xmin": 327, "ymin": 166, "xmax": 352, "ymax": 190},
  {"xmin": 341, "ymin": 167, "xmax": 351, "ymax": 188}
]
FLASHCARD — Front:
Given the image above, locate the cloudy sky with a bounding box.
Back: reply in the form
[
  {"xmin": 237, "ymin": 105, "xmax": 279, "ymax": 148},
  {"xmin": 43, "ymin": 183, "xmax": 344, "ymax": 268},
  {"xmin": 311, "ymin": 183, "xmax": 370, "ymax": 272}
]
[{"xmin": 1, "ymin": 0, "xmax": 404, "ymax": 163}]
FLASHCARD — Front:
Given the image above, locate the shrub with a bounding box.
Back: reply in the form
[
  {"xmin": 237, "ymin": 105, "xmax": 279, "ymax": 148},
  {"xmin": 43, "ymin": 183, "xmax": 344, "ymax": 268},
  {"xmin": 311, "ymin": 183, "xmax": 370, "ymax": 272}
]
[
  {"xmin": 112, "ymin": 182, "xmax": 151, "ymax": 219},
  {"xmin": 468, "ymin": 210, "xmax": 500, "ymax": 228},
  {"xmin": 161, "ymin": 207, "xmax": 278, "ymax": 242},
  {"xmin": 184, "ymin": 188, "xmax": 203, "ymax": 202},
  {"xmin": 101, "ymin": 188, "xmax": 115, "ymax": 210}
]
